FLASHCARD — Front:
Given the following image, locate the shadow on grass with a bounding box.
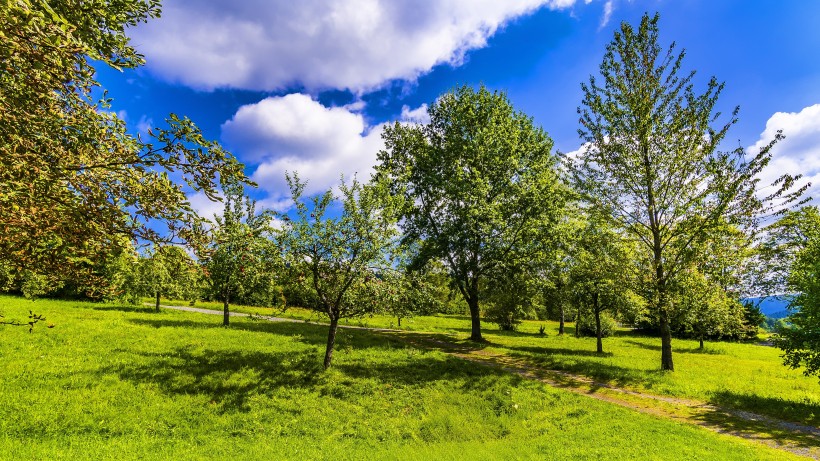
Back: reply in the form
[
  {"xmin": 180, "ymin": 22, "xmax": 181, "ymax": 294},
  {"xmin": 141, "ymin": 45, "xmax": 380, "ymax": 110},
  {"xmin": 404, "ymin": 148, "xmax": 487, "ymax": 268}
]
[
  {"xmin": 621, "ymin": 339, "xmax": 726, "ymax": 355},
  {"xmin": 692, "ymin": 396, "xmax": 820, "ymax": 451},
  {"xmin": 504, "ymin": 344, "xmax": 614, "ymax": 358},
  {"xmin": 708, "ymin": 390, "xmax": 820, "ymax": 428},
  {"xmin": 104, "ymin": 346, "xmax": 324, "ymax": 412},
  {"xmin": 91, "ymin": 304, "xmax": 157, "ymax": 314}
]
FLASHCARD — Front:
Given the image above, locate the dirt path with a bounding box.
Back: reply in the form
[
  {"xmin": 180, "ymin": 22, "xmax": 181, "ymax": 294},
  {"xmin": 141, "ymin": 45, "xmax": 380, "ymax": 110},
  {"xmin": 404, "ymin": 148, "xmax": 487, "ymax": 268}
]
[{"xmin": 157, "ymin": 303, "xmax": 820, "ymax": 458}]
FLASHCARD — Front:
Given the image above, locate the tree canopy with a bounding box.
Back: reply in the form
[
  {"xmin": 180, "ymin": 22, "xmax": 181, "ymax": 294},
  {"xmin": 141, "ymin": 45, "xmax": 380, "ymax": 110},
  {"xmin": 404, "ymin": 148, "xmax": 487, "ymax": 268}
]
[
  {"xmin": 377, "ymin": 84, "xmax": 567, "ymax": 341},
  {"xmin": 278, "ymin": 174, "xmax": 401, "ymax": 368},
  {"xmin": 569, "ymin": 13, "xmax": 804, "ymax": 370},
  {"xmin": 0, "ymin": 0, "xmax": 249, "ymax": 297}
]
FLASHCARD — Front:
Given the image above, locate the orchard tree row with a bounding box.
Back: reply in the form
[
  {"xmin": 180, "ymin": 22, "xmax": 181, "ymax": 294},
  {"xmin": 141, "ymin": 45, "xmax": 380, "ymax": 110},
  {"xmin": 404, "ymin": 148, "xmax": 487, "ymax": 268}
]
[{"xmin": 1, "ymin": 2, "xmax": 815, "ymax": 374}]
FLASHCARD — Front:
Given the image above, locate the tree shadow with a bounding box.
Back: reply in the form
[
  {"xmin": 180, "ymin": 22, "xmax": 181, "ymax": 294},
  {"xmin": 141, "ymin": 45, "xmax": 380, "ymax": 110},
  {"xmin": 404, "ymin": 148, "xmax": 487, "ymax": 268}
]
[
  {"xmin": 504, "ymin": 344, "xmax": 615, "ymax": 358},
  {"xmin": 707, "ymin": 390, "xmax": 820, "ymax": 429},
  {"xmin": 691, "ymin": 393, "xmax": 820, "ymax": 452},
  {"xmin": 621, "ymin": 339, "xmax": 727, "ymax": 355},
  {"xmin": 102, "ymin": 346, "xmax": 323, "ymax": 412},
  {"xmin": 91, "ymin": 304, "xmax": 157, "ymax": 314}
]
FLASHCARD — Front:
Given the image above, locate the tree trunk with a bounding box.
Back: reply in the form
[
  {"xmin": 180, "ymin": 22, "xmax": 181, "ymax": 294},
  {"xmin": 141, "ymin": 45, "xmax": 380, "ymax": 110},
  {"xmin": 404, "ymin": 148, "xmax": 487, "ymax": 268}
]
[
  {"xmin": 660, "ymin": 310, "xmax": 674, "ymax": 371},
  {"xmin": 559, "ymin": 306, "xmax": 565, "ymax": 335},
  {"xmin": 574, "ymin": 309, "xmax": 580, "ymax": 338},
  {"xmin": 324, "ymin": 316, "xmax": 340, "ymax": 369},
  {"xmin": 223, "ymin": 295, "xmax": 230, "ymax": 326},
  {"xmin": 467, "ymin": 294, "xmax": 482, "ymax": 341},
  {"xmin": 594, "ymin": 294, "xmax": 603, "ymax": 354},
  {"xmin": 397, "ymin": 316, "xmax": 402, "ymax": 328},
  {"xmin": 699, "ymin": 337, "xmax": 704, "ymax": 350},
  {"xmin": 155, "ymin": 291, "xmax": 161, "ymax": 312}
]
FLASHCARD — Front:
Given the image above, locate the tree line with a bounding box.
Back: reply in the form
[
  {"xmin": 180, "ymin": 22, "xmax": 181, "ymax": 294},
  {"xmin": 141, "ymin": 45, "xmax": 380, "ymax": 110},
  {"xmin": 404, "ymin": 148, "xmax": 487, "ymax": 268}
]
[{"xmin": 1, "ymin": 3, "xmax": 816, "ymax": 375}]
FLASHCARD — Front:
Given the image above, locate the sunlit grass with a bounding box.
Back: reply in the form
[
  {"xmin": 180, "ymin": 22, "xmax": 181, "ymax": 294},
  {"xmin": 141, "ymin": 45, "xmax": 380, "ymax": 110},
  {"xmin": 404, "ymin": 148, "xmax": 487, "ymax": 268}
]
[
  {"xmin": 155, "ymin": 297, "xmax": 820, "ymax": 427},
  {"xmin": 0, "ymin": 295, "xmax": 800, "ymax": 460}
]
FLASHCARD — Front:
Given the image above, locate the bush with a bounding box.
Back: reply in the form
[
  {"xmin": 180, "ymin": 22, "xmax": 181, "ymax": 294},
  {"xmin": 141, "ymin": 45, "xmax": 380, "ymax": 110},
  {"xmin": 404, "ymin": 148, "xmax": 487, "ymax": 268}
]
[{"xmin": 577, "ymin": 312, "xmax": 616, "ymax": 338}]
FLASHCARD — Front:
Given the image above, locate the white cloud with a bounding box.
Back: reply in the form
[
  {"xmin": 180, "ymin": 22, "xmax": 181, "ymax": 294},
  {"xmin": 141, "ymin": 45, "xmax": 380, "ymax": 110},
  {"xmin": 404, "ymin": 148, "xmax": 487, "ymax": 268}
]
[
  {"xmin": 400, "ymin": 104, "xmax": 430, "ymax": 124},
  {"xmin": 222, "ymin": 94, "xmax": 425, "ymax": 199},
  {"xmin": 136, "ymin": 115, "xmax": 153, "ymax": 136},
  {"xmin": 188, "ymin": 191, "xmax": 225, "ymax": 222},
  {"xmin": 747, "ymin": 104, "xmax": 820, "ymax": 206},
  {"xmin": 129, "ymin": 0, "xmax": 585, "ymax": 92},
  {"xmin": 600, "ymin": 0, "xmax": 614, "ymax": 28}
]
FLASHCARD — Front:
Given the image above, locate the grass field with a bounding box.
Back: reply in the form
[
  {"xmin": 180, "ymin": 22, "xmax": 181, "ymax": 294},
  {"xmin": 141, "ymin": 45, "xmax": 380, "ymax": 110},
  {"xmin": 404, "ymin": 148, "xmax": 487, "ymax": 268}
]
[
  {"xmin": 0, "ymin": 296, "xmax": 812, "ymax": 460},
  {"xmin": 157, "ymin": 297, "xmax": 820, "ymax": 428}
]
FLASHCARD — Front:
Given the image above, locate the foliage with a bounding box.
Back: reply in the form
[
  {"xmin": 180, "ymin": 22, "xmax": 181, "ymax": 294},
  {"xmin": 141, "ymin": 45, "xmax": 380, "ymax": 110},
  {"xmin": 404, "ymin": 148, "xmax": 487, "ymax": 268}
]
[
  {"xmin": 569, "ymin": 13, "xmax": 804, "ymax": 370},
  {"xmin": 568, "ymin": 213, "xmax": 641, "ymax": 351},
  {"xmin": 201, "ymin": 183, "xmax": 276, "ymax": 326},
  {"xmin": 576, "ymin": 312, "xmax": 616, "ymax": 338},
  {"xmin": 484, "ymin": 265, "xmax": 540, "ymax": 331},
  {"xmin": 669, "ymin": 269, "xmax": 746, "ymax": 346},
  {"xmin": 0, "ymin": 0, "xmax": 249, "ymax": 296},
  {"xmin": 773, "ymin": 207, "xmax": 820, "ymax": 378},
  {"xmin": 278, "ymin": 174, "xmax": 401, "ymax": 368},
  {"xmin": 129, "ymin": 246, "xmax": 201, "ymax": 310},
  {"xmin": 377, "ymin": 267, "xmax": 446, "ymax": 328},
  {"xmin": 378, "ymin": 84, "xmax": 567, "ymax": 341}
]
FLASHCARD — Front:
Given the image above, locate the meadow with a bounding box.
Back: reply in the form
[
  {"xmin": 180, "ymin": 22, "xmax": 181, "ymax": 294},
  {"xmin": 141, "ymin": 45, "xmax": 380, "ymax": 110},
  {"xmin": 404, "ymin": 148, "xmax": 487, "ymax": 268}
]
[
  {"xmin": 0, "ymin": 295, "xmax": 815, "ymax": 460},
  {"xmin": 160, "ymin": 297, "xmax": 820, "ymax": 427}
]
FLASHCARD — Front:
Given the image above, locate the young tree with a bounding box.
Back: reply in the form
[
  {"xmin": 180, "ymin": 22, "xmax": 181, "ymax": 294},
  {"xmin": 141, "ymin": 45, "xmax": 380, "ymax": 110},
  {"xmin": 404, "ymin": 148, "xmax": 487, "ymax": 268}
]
[
  {"xmin": 672, "ymin": 269, "xmax": 744, "ymax": 349},
  {"xmin": 569, "ymin": 215, "xmax": 638, "ymax": 353},
  {"xmin": 570, "ymin": 13, "xmax": 804, "ymax": 370},
  {"xmin": 278, "ymin": 175, "xmax": 401, "ymax": 368},
  {"xmin": 771, "ymin": 207, "xmax": 820, "ymax": 378},
  {"xmin": 0, "ymin": 1, "xmax": 249, "ymax": 295},
  {"xmin": 201, "ymin": 184, "xmax": 274, "ymax": 326},
  {"xmin": 485, "ymin": 264, "xmax": 539, "ymax": 332},
  {"xmin": 132, "ymin": 246, "xmax": 200, "ymax": 311},
  {"xmin": 378, "ymin": 85, "xmax": 567, "ymax": 341}
]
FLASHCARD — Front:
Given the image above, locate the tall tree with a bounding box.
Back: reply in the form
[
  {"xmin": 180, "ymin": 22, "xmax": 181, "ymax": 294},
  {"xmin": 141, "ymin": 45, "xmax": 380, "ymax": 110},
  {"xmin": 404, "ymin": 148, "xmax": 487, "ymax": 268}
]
[
  {"xmin": 0, "ymin": 0, "xmax": 248, "ymax": 295},
  {"xmin": 278, "ymin": 175, "xmax": 401, "ymax": 368},
  {"xmin": 201, "ymin": 184, "xmax": 273, "ymax": 326},
  {"xmin": 378, "ymin": 85, "xmax": 566, "ymax": 341},
  {"xmin": 770, "ymin": 207, "xmax": 820, "ymax": 378},
  {"xmin": 570, "ymin": 13, "xmax": 804, "ymax": 370}
]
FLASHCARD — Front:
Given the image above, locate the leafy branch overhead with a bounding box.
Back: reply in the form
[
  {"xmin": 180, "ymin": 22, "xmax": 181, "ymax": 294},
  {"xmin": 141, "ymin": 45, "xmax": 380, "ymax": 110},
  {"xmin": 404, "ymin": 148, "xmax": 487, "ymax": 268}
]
[{"xmin": 0, "ymin": 0, "xmax": 251, "ymax": 297}]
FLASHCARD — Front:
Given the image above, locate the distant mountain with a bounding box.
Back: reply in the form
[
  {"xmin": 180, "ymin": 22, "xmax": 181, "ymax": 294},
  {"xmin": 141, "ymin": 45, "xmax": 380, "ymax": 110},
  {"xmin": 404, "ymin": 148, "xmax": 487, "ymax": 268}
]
[{"xmin": 744, "ymin": 296, "xmax": 794, "ymax": 317}]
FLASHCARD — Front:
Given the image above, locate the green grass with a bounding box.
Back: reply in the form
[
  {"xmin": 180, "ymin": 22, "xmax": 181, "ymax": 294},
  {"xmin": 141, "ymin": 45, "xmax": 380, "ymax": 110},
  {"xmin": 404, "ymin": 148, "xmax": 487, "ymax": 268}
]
[
  {"xmin": 158, "ymin": 297, "xmax": 820, "ymax": 427},
  {"xmin": 0, "ymin": 295, "xmax": 802, "ymax": 460}
]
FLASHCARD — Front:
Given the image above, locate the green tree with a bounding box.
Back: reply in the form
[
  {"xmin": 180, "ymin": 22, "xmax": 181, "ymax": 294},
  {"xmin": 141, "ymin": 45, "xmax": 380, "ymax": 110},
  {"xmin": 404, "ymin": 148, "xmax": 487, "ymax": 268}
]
[
  {"xmin": 377, "ymin": 84, "xmax": 567, "ymax": 341},
  {"xmin": 278, "ymin": 175, "xmax": 401, "ymax": 368},
  {"xmin": 132, "ymin": 246, "xmax": 200, "ymax": 311},
  {"xmin": 0, "ymin": 0, "xmax": 248, "ymax": 296},
  {"xmin": 771, "ymin": 207, "xmax": 820, "ymax": 378},
  {"xmin": 671, "ymin": 269, "xmax": 744, "ymax": 349},
  {"xmin": 569, "ymin": 214, "xmax": 639, "ymax": 353},
  {"xmin": 201, "ymin": 184, "xmax": 274, "ymax": 326},
  {"xmin": 570, "ymin": 13, "xmax": 803, "ymax": 370}
]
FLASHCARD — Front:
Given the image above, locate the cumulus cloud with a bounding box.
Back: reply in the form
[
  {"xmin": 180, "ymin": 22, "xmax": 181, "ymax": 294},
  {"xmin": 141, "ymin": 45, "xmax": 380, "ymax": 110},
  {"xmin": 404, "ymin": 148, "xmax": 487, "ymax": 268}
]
[
  {"xmin": 188, "ymin": 191, "xmax": 225, "ymax": 222},
  {"xmin": 222, "ymin": 94, "xmax": 423, "ymax": 199},
  {"xmin": 129, "ymin": 0, "xmax": 584, "ymax": 92},
  {"xmin": 747, "ymin": 104, "xmax": 820, "ymax": 205}
]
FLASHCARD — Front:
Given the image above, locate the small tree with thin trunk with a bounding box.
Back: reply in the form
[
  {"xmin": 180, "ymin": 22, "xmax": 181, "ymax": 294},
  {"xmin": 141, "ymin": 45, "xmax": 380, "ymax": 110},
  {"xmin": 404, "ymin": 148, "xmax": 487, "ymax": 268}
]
[
  {"xmin": 570, "ymin": 13, "xmax": 803, "ymax": 370},
  {"xmin": 570, "ymin": 214, "xmax": 637, "ymax": 353},
  {"xmin": 201, "ymin": 183, "xmax": 273, "ymax": 326},
  {"xmin": 278, "ymin": 174, "xmax": 400, "ymax": 369},
  {"xmin": 133, "ymin": 245, "xmax": 200, "ymax": 311}
]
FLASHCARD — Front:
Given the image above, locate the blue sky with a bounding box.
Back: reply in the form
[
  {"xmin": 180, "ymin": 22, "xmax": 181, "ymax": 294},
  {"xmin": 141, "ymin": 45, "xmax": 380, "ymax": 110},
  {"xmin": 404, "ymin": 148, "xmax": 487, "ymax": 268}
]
[{"xmin": 97, "ymin": 0, "xmax": 820, "ymax": 217}]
